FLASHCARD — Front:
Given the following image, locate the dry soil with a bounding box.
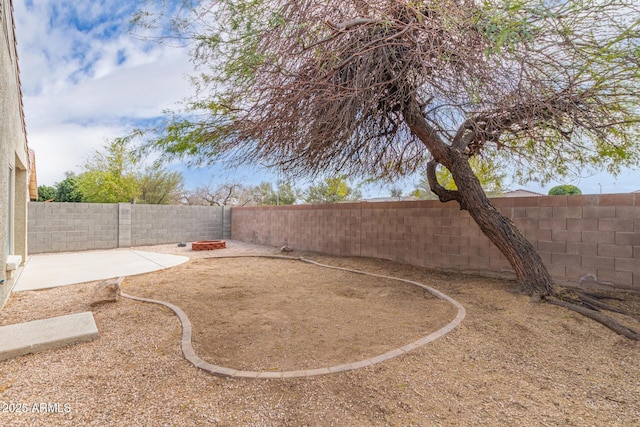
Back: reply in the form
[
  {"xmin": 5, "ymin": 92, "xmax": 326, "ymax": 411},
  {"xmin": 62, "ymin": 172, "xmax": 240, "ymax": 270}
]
[{"xmin": 1, "ymin": 241, "xmax": 638, "ymax": 426}]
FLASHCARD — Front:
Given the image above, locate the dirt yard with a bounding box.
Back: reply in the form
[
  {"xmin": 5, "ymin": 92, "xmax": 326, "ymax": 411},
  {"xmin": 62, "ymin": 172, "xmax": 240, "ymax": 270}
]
[
  {"xmin": 1, "ymin": 241, "xmax": 639, "ymax": 426},
  {"xmin": 124, "ymin": 256, "xmax": 457, "ymax": 372}
]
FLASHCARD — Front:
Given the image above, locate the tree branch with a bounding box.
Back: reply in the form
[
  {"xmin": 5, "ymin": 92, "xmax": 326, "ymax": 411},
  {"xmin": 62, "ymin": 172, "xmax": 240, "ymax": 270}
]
[
  {"xmin": 222, "ymin": 185, "xmax": 235, "ymax": 205},
  {"xmin": 403, "ymin": 100, "xmax": 451, "ymax": 163},
  {"xmin": 452, "ymin": 119, "xmax": 475, "ymax": 150},
  {"xmin": 426, "ymin": 159, "xmax": 464, "ymax": 206},
  {"xmin": 326, "ymin": 18, "xmax": 376, "ymax": 31}
]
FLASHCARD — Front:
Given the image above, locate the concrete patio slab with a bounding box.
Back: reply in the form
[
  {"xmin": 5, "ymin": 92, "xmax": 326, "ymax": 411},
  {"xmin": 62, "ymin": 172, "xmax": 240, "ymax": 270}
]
[
  {"xmin": 14, "ymin": 249, "xmax": 188, "ymax": 292},
  {"xmin": 0, "ymin": 312, "xmax": 98, "ymax": 361}
]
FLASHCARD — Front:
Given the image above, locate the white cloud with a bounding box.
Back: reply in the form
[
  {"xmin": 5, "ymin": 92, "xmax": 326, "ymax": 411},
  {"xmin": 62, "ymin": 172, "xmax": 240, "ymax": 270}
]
[
  {"xmin": 27, "ymin": 123, "xmax": 129, "ymax": 185},
  {"xmin": 14, "ymin": 0, "xmax": 196, "ymax": 185},
  {"xmin": 24, "ymin": 48, "xmax": 192, "ymax": 126}
]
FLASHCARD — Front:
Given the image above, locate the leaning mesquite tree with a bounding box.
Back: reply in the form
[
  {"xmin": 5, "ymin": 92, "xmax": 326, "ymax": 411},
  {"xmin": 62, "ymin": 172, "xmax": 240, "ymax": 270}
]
[{"xmin": 142, "ymin": 0, "xmax": 640, "ymax": 338}]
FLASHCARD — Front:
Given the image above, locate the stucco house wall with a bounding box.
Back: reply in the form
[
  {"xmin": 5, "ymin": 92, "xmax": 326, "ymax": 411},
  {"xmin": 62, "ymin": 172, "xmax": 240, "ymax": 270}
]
[{"xmin": 1, "ymin": 0, "xmax": 31, "ymax": 309}]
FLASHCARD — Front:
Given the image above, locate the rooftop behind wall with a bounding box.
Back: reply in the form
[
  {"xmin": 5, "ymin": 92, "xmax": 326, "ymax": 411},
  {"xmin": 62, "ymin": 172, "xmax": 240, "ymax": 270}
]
[{"xmin": 231, "ymin": 194, "xmax": 640, "ymax": 291}]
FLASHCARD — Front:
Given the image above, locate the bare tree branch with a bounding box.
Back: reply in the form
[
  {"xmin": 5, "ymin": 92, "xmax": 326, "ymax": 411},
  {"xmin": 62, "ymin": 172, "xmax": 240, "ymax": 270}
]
[
  {"xmin": 141, "ymin": 0, "xmax": 640, "ymax": 339},
  {"xmin": 326, "ymin": 18, "xmax": 376, "ymax": 31},
  {"xmin": 426, "ymin": 159, "xmax": 462, "ymax": 206}
]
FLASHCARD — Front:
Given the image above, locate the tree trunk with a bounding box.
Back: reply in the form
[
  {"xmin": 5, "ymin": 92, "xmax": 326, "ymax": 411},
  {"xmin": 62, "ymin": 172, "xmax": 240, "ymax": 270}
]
[
  {"xmin": 404, "ymin": 107, "xmax": 555, "ymax": 299},
  {"xmin": 449, "ymin": 157, "xmax": 555, "ymax": 298}
]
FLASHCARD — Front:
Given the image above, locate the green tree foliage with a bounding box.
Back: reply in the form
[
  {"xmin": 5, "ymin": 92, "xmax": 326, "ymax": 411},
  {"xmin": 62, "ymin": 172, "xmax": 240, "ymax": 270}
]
[
  {"xmin": 77, "ymin": 137, "xmax": 140, "ymax": 203},
  {"xmin": 137, "ymin": 164, "xmax": 184, "ymax": 204},
  {"xmin": 253, "ymin": 181, "xmax": 300, "ymax": 205},
  {"xmin": 414, "ymin": 157, "xmax": 506, "ymax": 199},
  {"xmin": 390, "ymin": 187, "xmax": 403, "ymax": 200},
  {"xmin": 37, "ymin": 185, "xmax": 56, "ymax": 201},
  {"xmin": 55, "ymin": 172, "xmax": 84, "ymax": 202},
  {"xmin": 252, "ymin": 182, "xmax": 278, "ymax": 205},
  {"xmin": 76, "ymin": 136, "xmax": 184, "ymax": 204},
  {"xmin": 276, "ymin": 182, "xmax": 299, "ymax": 205},
  {"xmin": 548, "ymin": 185, "xmax": 582, "ymax": 196},
  {"xmin": 36, "ymin": 172, "xmax": 85, "ymax": 202},
  {"xmin": 304, "ymin": 176, "xmax": 362, "ymax": 204}
]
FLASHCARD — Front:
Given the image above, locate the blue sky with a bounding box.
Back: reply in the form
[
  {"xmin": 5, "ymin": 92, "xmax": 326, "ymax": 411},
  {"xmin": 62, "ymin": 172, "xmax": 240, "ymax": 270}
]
[
  {"xmin": 13, "ymin": 0, "xmax": 640, "ymax": 197},
  {"xmin": 14, "ymin": 0, "xmax": 265, "ymax": 190}
]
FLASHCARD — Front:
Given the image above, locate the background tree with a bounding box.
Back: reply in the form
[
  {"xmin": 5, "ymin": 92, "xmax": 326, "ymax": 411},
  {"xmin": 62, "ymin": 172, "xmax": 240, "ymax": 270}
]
[
  {"xmin": 304, "ymin": 176, "xmax": 362, "ymax": 204},
  {"xmin": 78, "ymin": 137, "xmax": 140, "ymax": 203},
  {"xmin": 252, "ymin": 182, "xmax": 277, "ymax": 205},
  {"xmin": 275, "ymin": 182, "xmax": 300, "ymax": 205},
  {"xmin": 179, "ymin": 188, "xmax": 207, "ymax": 206},
  {"xmin": 252, "ymin": 181, "xmax": 300, "ymax": 205},
  {"xmin": 548, "ymin": 185, "xmax": 582, "ymax": 196},
  {"xmin": 390, "ymin": 187, "xmax": 403, "ymax": 200},
  {"xmin": 140, "ymin": 0, "xmax": 640, "ymax": 338},
  {"xmin": 183, "ymin": 182, "xmax": 255, "ymax": 206},
  {"xmin": 37, "ymin": 185, "xmax": 56, "ymax": 202},
  {"xmin": 36, "ymin": 172, "xmax": 85, "ymax": 202},
  {"xmin": 137, "ymin": 163, "xmax": 184, "ymax": 204},
  {"xmin": 55, "ymin": 172, "xmax": 84, "ymax": 202},
  {"xmin": 414, "ymin": 157, "xmax": 506, "ymax": 199},
  {"xmin": 76, "ymin": 136, "xmax": 185, "ymax": 204}
]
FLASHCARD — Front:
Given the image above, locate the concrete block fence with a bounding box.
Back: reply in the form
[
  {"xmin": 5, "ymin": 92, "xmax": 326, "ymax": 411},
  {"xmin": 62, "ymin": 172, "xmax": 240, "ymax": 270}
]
[
  {"xmin": 28, "ymin": 202, "xmax": 231, "ymax": 254},
  {"xmin": 231, "ymin": 194, "xmax": 640, "ymax": 291}
]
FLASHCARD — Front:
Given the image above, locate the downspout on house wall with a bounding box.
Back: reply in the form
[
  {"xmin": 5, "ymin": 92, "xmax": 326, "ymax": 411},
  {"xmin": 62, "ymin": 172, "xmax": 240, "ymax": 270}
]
[{"xmin": 28, "ymin": 149, "xmax": 37, "ymax": 201}]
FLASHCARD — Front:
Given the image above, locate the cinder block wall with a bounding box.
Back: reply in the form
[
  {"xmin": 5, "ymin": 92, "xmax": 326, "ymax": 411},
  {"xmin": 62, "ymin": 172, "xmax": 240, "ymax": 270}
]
[
  {"xmin": 231, "ymin": 194, "xmax": 640, "ymax": 290},
  {"xmin": 130, "ymin": 204, "xmax": 226, "ymax": 246},
  {"xmin": 28, "ymin": 202, "xmax": 118, "ymax": 253},
  {"xmin": 28, "ymin": 203, "xmax": 230, "ymax": 254}
]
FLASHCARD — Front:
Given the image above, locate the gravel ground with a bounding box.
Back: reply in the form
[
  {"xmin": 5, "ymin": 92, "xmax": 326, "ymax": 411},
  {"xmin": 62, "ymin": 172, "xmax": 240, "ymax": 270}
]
[{"xmin": 1, "ymin": 241, "xmax": 639, "ymax": 426}]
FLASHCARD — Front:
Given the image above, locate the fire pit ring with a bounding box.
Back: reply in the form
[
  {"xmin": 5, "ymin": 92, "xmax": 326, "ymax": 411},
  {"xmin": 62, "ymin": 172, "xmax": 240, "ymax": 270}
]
[{"xmin": 191, "ymin": 240, "xmax": 227, "ymax": 251}]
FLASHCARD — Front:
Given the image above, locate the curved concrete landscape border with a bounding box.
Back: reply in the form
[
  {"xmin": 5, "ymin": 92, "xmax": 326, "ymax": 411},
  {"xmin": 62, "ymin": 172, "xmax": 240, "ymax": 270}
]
[{"xmin": 121, "ymin": 255, "xmax": 466, "ymax": 379}]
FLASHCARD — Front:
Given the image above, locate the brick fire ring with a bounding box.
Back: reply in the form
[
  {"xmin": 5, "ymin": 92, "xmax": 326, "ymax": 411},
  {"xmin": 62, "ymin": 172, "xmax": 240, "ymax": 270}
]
[{"xmin": 191, "ymin": 240, "xmax": 226, "ymax": 251}]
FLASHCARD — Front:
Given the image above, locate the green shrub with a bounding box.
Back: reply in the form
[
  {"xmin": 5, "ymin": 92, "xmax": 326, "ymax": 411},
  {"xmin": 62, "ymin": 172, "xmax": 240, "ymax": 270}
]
[{"xmin": 548, "ymin": 185, "xmax": 582, "ymax": 196}]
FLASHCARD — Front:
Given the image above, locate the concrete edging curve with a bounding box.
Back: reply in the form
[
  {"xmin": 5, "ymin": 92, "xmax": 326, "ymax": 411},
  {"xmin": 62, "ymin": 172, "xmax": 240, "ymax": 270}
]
[{"xmin": 121, "ymin": 255, "xmax": 466, "ymax": 379}]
